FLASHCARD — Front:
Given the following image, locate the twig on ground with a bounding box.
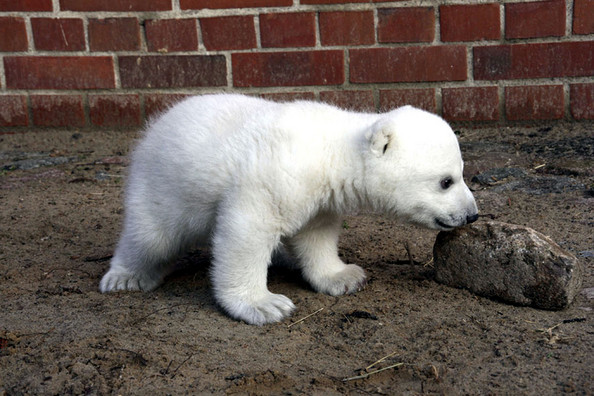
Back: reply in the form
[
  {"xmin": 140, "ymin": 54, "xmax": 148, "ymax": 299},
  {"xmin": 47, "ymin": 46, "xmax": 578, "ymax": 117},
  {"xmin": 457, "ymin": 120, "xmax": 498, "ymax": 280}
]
[
  {"xmin": 534, "ymin": 319, "xmax": 585, "ymax": 337},
  {"xmin": 287, "ymin": 308, "xmax": 324, "ymax": 328},
  {"xmin": 130, "ymin": 303, "xmax": 193, "ymax": 325},
  {"xmin": 404, "ymin": 242, "xmax": 414, "ymax": 265},
  {"xmin": 431, "ymin": 364, "xmax": 439, "ymax": 380},
  {"xmin": 536, "ymin": 322, "xmax": 562, "ymax": 335},
  {"xmin": 161, "ymin": 360, "xmax": 174, "ymax": 376},
  {"xmin": 343, "ymin": 363, "xmax": 404, "ymax": 382},
  {"xmin": 170, "ymin": 353, "xmax": 194, "ymax": 379},
  {"xmin": 364, "ymin": 351, "xmax": 399, "ymax": 371},
  {"xmin": 534, "ymin": 320, "xmax": 585, "ymax": 345},
  {"xmin": 83, "ymin": 255, "xmax": 112, "ymax": 262}
]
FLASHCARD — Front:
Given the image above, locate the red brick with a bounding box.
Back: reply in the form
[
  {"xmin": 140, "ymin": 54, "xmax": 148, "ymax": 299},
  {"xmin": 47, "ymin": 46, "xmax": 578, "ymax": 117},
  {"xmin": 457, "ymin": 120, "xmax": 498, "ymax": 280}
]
[
  {"xmin": 442, "ymin": 87, "xmax": 499, "ymax": 122},
  {"xmin": 378, "ymin": 7, "xmax": 435, "ymax": 43},
  {"xmin": 260, "ymin": 13, "xmax": 315, "ymax": 48},
  {"xmin": 301, "ymin": 0, "xmax": 368, "ymax": 3},
  {"xmin": 350, "ymin": 46, "xmax": 467, "ymax": 83},
  {"xmin": 0, "ymin": 17, "xmax": 28, "ymax": 52},
  {"xmin": 144, "ymin": 94, "xmax": 191, "ymax": 118},
  {"xmin": 89, "ymin": 18, "xmax": 141, "ymax": 52},
  {"xmin": 573, "ymin": 0, "xmax": 594, "ymax": 34},
  {"xmin": 89, "ymin": 95, "xmax": 141, "ymax": 128},
  {"xmin": 119, "ymin": 55, "xmax": 226, "ymax": 88},
  {"xmin": 440, "ymin": 4, "xmax": 500, "ymax": 42},
  {"xmin": 570, "ymin": 83, "xmax": 594, "ymax": 120},
  {"xmin": 31, "ymin": 18, "xmax": 85, "ymax": 52},
  {"xmin": 181, "ymin": 0, "xmax": 290, "ymax": 9},
  {"xmin": 31, "ymin": 95, "xmax": 85, "ymax": 127},
  {"xmin": 260, "ymin": 92, "xmax": 316, "ymax": 102},
  {"xmin": 5, "ymin": 56, "xmax": 115, "ymax": 90},
  {"xmin": 0, "ymin": 0, "xmax": 52, "ymax": 11},
  {"xmin": 60, "ymin": 0, "xmax": 171, "ymax": 11},
  {"xmin": 505, "ymin": 85, "xmax": 564, "ymax": 121},
  {"xmin": 505, "ymin": 0, "xmax": 565, "ymax": 39},
  {"xmin": 319, "ymin": 90, "xmax": 375, "ymax": 112},
  {"xmin": 200, "ymin": 16, "xmax": 256, "ymax": 51},
  {"xmin": 232, "ymin": 51, "xmax": 344, "ymax": 87},
  {"xmin": 379, "ymin": 89, "xmax": 436, "ymax": 113},
  {"xmin": 320, "ymin": 11, "xmax": 375, "ymax": 46},
  {"xmin": 146, "ymin": 19, "xmax": 198, "ymax": 52},
  {"xmin": 474, "ymin": 42, "xmax": 594, "ymax": 80},
  {"xmin": 0, "ymin": 96, "xmax": 29, "ymax": 127}
]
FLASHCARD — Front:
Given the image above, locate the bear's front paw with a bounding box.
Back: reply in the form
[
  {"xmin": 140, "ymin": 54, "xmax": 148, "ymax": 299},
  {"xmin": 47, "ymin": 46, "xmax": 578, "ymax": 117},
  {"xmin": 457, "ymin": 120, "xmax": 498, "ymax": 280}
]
[
  {"xmin": 312, "ymin": 264, "xmax": 367, "ymax": 296},
  {"xmin": 219, "ymin": 292, "xmax": 296, "ymax": 326},
  {"xmin": 99, "ymin": 269, "xmax": 161, "ymax": 292}
]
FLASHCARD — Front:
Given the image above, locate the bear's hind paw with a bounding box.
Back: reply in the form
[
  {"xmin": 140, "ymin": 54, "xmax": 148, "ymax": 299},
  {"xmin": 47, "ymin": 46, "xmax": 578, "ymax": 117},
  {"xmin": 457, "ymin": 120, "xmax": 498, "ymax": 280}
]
[
  {"xmin": 99, "ymin": 269, "xmax": 161, "ymax": 293},
  {"xmin": 221, "ymin": 292, "xmax": 295, "ymax": 326},
  {"xmin": 314, "ymin": 264, "xmax": 367, "ymax": 296}
]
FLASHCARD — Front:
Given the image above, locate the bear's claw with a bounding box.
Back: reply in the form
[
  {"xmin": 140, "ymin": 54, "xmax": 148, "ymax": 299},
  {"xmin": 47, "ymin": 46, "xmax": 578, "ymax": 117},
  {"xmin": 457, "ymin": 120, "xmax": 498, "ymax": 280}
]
[
  {"xmin": 313, "ymin": 264, "xmax": 367, "ymax": 296},
  {"xmin": 99, "ymin": 269, "xmax": 161, "ymax": 292},
  {"xmin": 219, "ymin": 292, "xmax": 296, "ymax": 326}
]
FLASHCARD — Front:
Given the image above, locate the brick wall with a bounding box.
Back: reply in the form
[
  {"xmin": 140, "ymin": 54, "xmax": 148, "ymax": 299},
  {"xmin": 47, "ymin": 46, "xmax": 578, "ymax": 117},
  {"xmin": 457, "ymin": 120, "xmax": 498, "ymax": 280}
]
[{"xmin": 0, "ymin": 0, "xmax": 592, "ymax": 131}]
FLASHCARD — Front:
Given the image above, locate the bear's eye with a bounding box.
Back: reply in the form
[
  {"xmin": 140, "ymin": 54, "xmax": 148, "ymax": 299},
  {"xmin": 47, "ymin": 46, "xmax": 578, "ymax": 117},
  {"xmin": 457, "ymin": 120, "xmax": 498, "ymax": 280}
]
[{"xmin": 440, "ymin": 177, "xmax": 453, "ymax": 190}]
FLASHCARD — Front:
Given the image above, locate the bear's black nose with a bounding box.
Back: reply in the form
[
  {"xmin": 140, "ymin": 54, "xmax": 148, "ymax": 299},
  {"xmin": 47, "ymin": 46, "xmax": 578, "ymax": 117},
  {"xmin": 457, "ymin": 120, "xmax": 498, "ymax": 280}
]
[{"xmin": 466, "ymin": 213, "xmax": 479, "ymax": 224}]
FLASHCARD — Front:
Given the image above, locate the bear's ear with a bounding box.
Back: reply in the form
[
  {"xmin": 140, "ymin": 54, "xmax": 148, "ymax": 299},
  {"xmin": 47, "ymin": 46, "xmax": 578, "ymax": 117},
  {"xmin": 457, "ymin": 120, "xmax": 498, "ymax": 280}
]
[{"xmin": 366, "ymin": 120, "xmax": 394, "ymax": 157}]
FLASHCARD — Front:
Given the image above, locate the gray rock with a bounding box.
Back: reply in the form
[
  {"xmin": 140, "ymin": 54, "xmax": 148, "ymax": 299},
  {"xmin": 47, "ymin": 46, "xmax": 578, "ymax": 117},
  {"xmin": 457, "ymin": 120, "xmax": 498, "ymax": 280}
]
[
  {"xmin": 433, "ymin": 221, "xmax": 583, "ymax": 310},
  {"xmin": 471, "ymin": 167, "xmax": 527, "ymax": 186},
  {"xmin": 2, "ymin": 154, "xmax": 75, "ymax": 171},
  {"xmin": 471, "ymin": 167, "xmax": 585, "ymax": 195},
  {"xmin": 506, "ymin": 175, "xmax": 585, "ymax": 195}
]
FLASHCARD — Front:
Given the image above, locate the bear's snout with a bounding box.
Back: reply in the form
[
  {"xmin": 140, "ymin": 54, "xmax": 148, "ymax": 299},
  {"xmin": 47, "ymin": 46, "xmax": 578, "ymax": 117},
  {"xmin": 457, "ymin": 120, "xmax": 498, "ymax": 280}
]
[{"xmin": 466, "ymin": 213, "xmax": 479, "ymax": 224}]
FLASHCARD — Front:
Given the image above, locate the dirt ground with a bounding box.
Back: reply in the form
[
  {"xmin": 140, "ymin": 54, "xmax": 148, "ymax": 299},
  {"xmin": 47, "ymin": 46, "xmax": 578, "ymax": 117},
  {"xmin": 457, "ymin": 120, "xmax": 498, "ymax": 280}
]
[{"xmin": 1, "ymin": 122, "xmax": 593, "ymax": 395}]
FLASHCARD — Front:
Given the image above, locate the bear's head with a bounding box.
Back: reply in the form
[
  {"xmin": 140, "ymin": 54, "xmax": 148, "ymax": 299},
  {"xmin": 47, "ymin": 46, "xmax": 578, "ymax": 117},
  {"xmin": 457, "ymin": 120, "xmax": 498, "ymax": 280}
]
[{"xmin": 363, "ymin": 106, "xmax": 478, "ymax": 231}]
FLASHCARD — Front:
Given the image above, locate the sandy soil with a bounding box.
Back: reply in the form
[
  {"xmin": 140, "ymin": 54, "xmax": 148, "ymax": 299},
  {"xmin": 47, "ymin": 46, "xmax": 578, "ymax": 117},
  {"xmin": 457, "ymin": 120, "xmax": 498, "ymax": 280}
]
[{"xmin": 1, "ymin": 123, "xmax": 592, "ymax": 395}]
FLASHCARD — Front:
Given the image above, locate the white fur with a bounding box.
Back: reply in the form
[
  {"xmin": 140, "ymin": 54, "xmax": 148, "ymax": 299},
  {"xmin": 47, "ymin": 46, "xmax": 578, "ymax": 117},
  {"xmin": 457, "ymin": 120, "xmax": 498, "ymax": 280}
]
[{"xmin": 100, "ymin": 94, "xmax": 478, "ymax": 325}]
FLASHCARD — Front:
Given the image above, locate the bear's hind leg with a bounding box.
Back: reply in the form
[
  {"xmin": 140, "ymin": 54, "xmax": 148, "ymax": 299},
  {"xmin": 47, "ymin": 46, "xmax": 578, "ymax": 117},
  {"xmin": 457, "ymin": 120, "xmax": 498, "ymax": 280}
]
[
  {"xmin": 100, "ymin": 225, "xmax": 177, "ymax": 293},
  {"xmin": 290, "ymin": 214, "xmax": 366, "ymax": 296}
]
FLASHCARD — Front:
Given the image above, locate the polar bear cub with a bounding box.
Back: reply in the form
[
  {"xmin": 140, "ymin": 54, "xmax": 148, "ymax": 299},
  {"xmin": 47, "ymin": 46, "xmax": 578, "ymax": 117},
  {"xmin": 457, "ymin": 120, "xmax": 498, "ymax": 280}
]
[{"xmin": 100, "ymin": 94, "xmax": 478, "ymax": 325}]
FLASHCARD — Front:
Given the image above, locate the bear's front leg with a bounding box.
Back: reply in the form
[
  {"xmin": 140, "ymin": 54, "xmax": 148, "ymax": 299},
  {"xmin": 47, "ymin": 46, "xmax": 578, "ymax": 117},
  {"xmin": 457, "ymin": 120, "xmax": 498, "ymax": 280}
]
[
  {"xmin": 290, "ymin": 214, "xmax": 367, "ymax": 296},
  {"xmin": 210, "ymin": 209, "xmax": 295, "ymax": 325}
]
